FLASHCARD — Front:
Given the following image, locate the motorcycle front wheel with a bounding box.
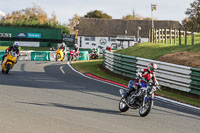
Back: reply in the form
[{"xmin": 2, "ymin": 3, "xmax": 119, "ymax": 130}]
[
  {"xmin": 139, "ymin": 98, "xmax": 153, "ymax": 117},
  {"xmin": 2, "ymin": 69, "xmax": 5, "ymax": 74},
  {"xmin": 5, "ymin": 63, "xmax": 11, "ymax": 74},
  {"xmin": 119, "ymin": 98, "xmax": 129, "ymax": 112}
]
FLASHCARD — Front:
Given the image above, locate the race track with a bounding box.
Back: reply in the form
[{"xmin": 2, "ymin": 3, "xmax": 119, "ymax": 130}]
[{"xmin": 0, "ymin": 61, "xmax": 199, "ymax": 133}]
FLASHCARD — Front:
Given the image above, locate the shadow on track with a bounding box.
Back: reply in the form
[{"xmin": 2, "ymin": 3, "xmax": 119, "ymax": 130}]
[
  {"xmin": 16, "ymin": 101, "xmax": 140, "ymax": 117},
  {"xmin": 0, "ymin": 62, "xmax": 200, "ymax": 119}
]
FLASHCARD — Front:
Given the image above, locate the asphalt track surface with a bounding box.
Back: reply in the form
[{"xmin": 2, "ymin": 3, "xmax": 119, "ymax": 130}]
[{"xmin": 0, "ymin": 61, "xmax": 199, "ymax": 133}]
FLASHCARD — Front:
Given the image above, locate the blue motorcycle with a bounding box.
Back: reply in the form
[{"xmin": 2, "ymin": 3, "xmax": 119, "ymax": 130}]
[{"xmin": 119, "ymin": 74, "xmax": 160, "ymax": 117}]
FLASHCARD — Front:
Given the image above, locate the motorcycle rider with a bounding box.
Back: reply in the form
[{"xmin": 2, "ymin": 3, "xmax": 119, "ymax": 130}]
[
  {"xmin": 90, "ymin": 47, "xmax": 98, "ymax": 59},
  {"xmin": 59, "ymin": 43, "xmax": 65, "ymax": 51},
  {"xmin": 92, "ymin": 47, "xmax": 97, "ymax": 54},
  {"xmin": 124, "ymin": 62, "xmax": 159, "ymax": 98},
  {"xmin": 74, "ymin": 43, "xmax": 79, "ymax": 53},
  {"xmin": 1, "ymin": 42, "xmax": 20, "ymax": 65},
  {"xmin": 59, "ymin": 43, "xmax": 66, "ymax": 57}
]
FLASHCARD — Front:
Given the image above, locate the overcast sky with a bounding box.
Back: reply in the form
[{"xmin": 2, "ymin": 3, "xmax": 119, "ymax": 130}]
[{"xmin": 0, "ymin": 0, "xmax": 194, "ymax": 24}]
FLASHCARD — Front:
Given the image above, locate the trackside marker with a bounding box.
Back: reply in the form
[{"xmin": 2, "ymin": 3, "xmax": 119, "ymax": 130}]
[{"xmin": 85, "ymin": 73, "xmax": 128, "ymax": 88}]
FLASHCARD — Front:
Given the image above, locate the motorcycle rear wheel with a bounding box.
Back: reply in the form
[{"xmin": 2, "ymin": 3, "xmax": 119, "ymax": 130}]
[
  {"xmin": 139, "ymin": 99, "xmax": 153, "ymax": 117},
  {"xmin": 119, "ymin": 98, "xmax": 129, "ymax": 112}
]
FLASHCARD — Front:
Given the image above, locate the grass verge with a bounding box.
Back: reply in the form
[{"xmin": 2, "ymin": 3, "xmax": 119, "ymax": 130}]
[
  {"xmin": 116, "ymin": 42, "xmax": 200, "ymax": 60},
  {"xmin": 72, "ymin": 60, "xmax": 200, "ymax": 107}
]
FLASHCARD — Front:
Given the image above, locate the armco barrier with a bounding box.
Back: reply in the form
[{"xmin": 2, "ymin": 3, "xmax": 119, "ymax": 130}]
[
  {"xmin": 0, "ymin": 51, "xmax": 5, "ymax": 61},
  {"xmin": 103, "ymin": 50, "xmax": 200, "ymax": 95},
  {"xmin": 31, "ymin": 51, "xmax": 50, "ymax": 61},
  {"xmin": 190, "ymin": 68, "xmax": 200, "ymax": 95},
  {"xmin": 0, "ymin": 51, "xmax": 89, "ymax": 62},
  {"xmin": 103, "ymin": 51, "xmax": 137, "ymax": 78},
  {"xmin": 19, "ymin": 51, "xmax": 32, "ymax": 61}
]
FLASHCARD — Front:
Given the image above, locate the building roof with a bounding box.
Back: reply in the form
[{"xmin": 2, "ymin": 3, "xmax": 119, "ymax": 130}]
[{"xmin": 78, "ymin": 18, "xmax": 182, "ymax": 38}]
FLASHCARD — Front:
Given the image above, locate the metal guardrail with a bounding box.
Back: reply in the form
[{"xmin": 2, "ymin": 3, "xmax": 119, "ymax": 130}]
[
  {"xmin": 103, "ymin": 51, "xmax": 137, "ymax": 78},
  {"xmin": 0, "ymin": 51, "xmax": 89, "ymax": 61},
  {"xmin": 190, "ymin": 68, "xmax": 200, "ymax": 95},
  {"xmin": 103, "ymin": 50, "xmax": 200, "ymax": 95}
]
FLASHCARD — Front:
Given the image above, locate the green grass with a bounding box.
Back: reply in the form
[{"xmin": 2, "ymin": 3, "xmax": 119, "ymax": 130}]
[
  {"xmin": 116, "ymin": 42, "xmax": 200, "ymax": 60},
  {"xmin": 72, "ymin": 60, "xmax": 200, "ymax": 107},
  {"xmin": 72, "ymin": 60, "xmax": 128, "ymax": 85},
  {"xmin": 116, "ymin": 33, "xmax": 200, "ymax": 59}
]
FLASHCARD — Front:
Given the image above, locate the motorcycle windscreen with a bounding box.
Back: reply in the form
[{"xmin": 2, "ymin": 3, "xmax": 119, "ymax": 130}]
[
  {"xmin": 128, "ymin": 80, "xmax": 137, "ymax": 88},
  {"xmin": 139, "ymin": 81, "xmax": 147, "ymax": 88}
]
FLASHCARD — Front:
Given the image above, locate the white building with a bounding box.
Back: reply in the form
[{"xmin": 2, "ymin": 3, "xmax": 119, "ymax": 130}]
[{"xmin": 77, "ymin": 18, "xmax": 181, "ymax": 52}]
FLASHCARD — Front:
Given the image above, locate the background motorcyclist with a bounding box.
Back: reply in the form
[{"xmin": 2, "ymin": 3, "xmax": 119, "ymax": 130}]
[
  {"xmin": 125, "ymin": 62, "xmax": 159, "ymax": 97},
  {"xmin": 92, "ymin": 47, "xmax": 96, "ymax": 53},
  {"xmin": 1, "ymin": 42, "xmax": 20, "ymax": 65},
  {"xmin": 59, "ymin": 43, "xmax": 65, "ymax": 51},
  {"xmin": 59, "ymin": 43, "xmax": 66, "ymax": 57},
  {"xmin": 91, "ymin": 47, "xmax": 98, "ymax": 59},
  {"xmin": 74, "ymin": 43, "xmax": 79, "ymax": 53},
  {"xmin": 106, "ymin": 46, "xmax": 112, "ymax": 52}
]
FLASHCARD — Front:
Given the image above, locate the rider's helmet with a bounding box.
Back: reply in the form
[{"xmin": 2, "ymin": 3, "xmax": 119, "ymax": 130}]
[
  {"xmin": 74, "ymin": 44, "xmax": 78, "ymax": 48},
  {"xmin": 13, "ymin": 42, "xmax": 19, "ymax": 49},
  {"xmin": 147, "ymin": 62, "xmax": 157, "ymax": 72},
  {"xmin": 62, "ymin": 42, "xmax": 65, "ymax": 46}
]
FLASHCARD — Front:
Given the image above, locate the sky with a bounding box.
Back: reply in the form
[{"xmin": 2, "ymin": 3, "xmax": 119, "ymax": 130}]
[{"xmin": 0, "ymin": 0, "xmax": 195, "ymax": 24}]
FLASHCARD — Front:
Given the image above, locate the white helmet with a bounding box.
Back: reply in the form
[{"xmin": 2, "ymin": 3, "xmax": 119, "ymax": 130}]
[
  {"xmin": 74, "ymin": 44, "xmax": 78, "ymax": 48},
  {"xmin": 13, "ymin": 42, "xmax": 19, "ymax": 49},
  {"xmin": 148, "ymin": 62, "xmax": 157, "ymax": 72},
  {"xmin": 62, "ymin": 42, "xmax": 65, "ymax": 46}
]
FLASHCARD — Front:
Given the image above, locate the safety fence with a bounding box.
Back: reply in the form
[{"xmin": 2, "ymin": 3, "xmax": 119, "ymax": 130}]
[
  {"xmin": 0, "ymin": 51, "xmax": 89, "ymax": 61},
  {"xmin": 103, "ymin": 50, "xmax": 200, "ymax": 95}
]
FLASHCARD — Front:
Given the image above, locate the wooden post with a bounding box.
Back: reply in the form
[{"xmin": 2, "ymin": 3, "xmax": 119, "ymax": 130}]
[
  {"xmin": 158, "ymin": 29, "xmax": 160, "ymax": 44},
  {"xmin": 185, "ymin": 28, "xmax": 187, "ymax": 46},
  {"xmin": 154, "ymin": 29, "xmax": 156, "ymax": 44},
  {"xmin": 192, "ymin": 31, "xmax": 194, "ymax": 45},
  {"xmin": 170, "ymin": 28, "xmax": 172, "ymax": 44},
  {"xmin": 155, "ymin": 28, "xmax": 157, "ymax": 44},
  {"xmin": 128, "ymin": 41, "xmax": 130, "ymax": 47},
  {"xmin": 161, "ymin": 29, "xmax": 164, "ymax": 43},
  {"xmin": 151, "ymin": 28, "xmax": 154, "ymax": 43},
  {"xmin": 153, "ymin": 29, "xmax": 155, "ymax": 44},
  {"xmin": 149, "ymin": 29, "xmax": 152, "ymax": 42},
  {"xmin": 174, "ymin": 29, "xmax": 176, "ymax": 45},
  {"xmin": 179, "ymin": 28, "xmax": 181, "ymax": 45},
  {"xmin": 165, "ymin": 28, "xmax": 167, "ymax": 44}
]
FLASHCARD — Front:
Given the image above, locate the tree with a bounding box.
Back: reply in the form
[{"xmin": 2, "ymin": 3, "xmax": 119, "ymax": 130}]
[
  {"xmin": 0, "ymin": 5, "xmax": 70, "ymax": 34},
  {"xmin": 84, "ymin": 10, "xmax": 112, "ymax": 19},
  {"xmin": 183, "ymin": 0, "xmax": 200, "ymax": 31},
  {"xmin": 122, "ymin": 9, "xmax": 143, "ymax": 20},
  {"xmin": 49, "ymin": 11, "xmax": 58, "ymax": 26},
  {"xmin": 68, "ymin": 14, "xmax": 80, "ymax": 39},
  {"xmin": 144, "ymin": 17, "xmax": 152, "ymax": 20},
  {"xmin": 69, "ymin": 14, "xmax": 80, "ymax": 34},
  {"xmin": 122, "ymin": 14, "xmax": 143, "ymax": 20}
]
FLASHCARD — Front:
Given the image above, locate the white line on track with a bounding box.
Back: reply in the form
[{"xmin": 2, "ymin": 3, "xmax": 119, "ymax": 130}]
[
  {"xmin": 67, "ymin": 61, "xmax": 200, "ymax": 111},
  {"xmin": 60, "ymin": 66, "xmax": 65, "ymax": 74}
]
